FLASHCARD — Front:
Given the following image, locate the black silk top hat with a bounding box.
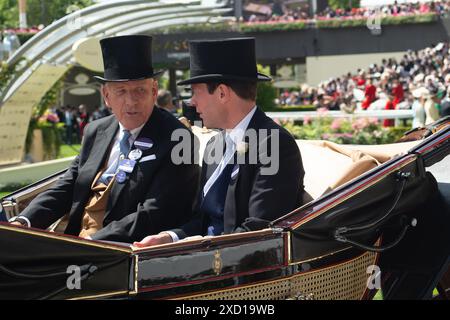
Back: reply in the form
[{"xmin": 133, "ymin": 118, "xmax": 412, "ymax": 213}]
[
  {"xmin": 177, "ymin": 37, "xmax": 271, "ymax": 86},
  {"xmin": 94, "ymin": 35, "xmax": 163, "ymax": 83}
]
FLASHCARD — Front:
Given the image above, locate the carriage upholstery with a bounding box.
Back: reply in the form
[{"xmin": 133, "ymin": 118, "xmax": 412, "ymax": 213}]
[
  {"xmin": 191, "ymin": 125, "xmax": 421, "ymax": 199},
  {"xmin": 296, "ymin": 139, "xmax": 421, "ymax": 199}
]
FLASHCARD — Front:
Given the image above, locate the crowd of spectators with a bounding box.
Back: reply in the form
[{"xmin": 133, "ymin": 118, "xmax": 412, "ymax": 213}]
[
  {"xmin": 318, "ymin": 1, "xmax": 450, "ymax": 19},
  {"xmin": 278, "ymin": 42, "xmax": 450, "ymax": 127},
  {"xmin": 44, "ymin": 104, "xmax": 112, "ymax": 145},
  {"xmin": 245, "ymin": 0, "xmax": 450, "ymax": 23}
]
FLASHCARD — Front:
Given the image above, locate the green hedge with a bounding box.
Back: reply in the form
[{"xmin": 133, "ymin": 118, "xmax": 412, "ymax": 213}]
[
  {"xmin": 153, "ymin": 13, "xmax": 438, "ymax": 34},
  {"xmin": 282, "ymin": 116, "xmax": 410, "ymax": 145},
  {"xmin": 241, "ymin": 21, "xmax": 307, "ymax": 32},
  {"xmin": 154, "ymin": 22, "xmax": 238, "ymax": 34},
  {"xmin": 316, "ymin": 13, "xmax": 438, "ymax": 29},
  {"xmin": 0, "ymin": 181, "xmax": 32, "ymax": 194}
]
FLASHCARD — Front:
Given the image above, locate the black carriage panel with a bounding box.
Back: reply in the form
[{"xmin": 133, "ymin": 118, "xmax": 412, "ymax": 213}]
[
  {"xmin": 135, "ymin": 233, "xmax": 285, "ymax": 298},
  {"xmin": 0, "ymin": 224, "xmax": 132, "ymax": 300}
]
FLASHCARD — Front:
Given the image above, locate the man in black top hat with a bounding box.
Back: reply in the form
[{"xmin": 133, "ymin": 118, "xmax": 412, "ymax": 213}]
[
  {"xmin": 134, "ymin": 37, "xmax": 305, "ymax": 247},
  {"xmin": 10, "ymin": 35, "xmax": 200, "ymax": 243}
]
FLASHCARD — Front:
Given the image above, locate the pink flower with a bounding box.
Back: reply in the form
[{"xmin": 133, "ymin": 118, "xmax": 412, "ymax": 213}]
[
  {"xmin": 334, "ymin": 133, "xmax": 353, "ymax": 139},
  {"xmin": 369, "ymin": 117, "xmax": 379, "ymax": 125},
  {"xmin": 303, "ymin": 115, "xmax": 311, "ymax": 125},
  {"xmin": 47, "ymin": 113, "xmax": 59, "ymax": 123},
  {"xmin": 352, "ymin": 118, "xmax": 369, "ymax": 131},
  {"xmin": 331, "ymin": 119, "xmax": 342, "ymax": 131}
]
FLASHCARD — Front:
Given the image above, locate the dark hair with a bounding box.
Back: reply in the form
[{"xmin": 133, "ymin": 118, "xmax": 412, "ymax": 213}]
[
  {"xmin": 157, "ymin": 89, "xmax": 173, "ymax": 108},
  {"xmin": 206, "ymin": 81, "xmax": 257, "ymax": 101}
]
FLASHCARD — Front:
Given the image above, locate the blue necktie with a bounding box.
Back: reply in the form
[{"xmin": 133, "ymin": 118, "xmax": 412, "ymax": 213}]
[
  {"xmin": 200, "ymin": 161, "xmax": 235, "ymax": 236},
  {"xmin": 120, "ymin": 130, "xmax": 131, "ymax": 158},
  {"xmin": 98, "ymin": 129, "xmax": 131, "ymax": 185}
]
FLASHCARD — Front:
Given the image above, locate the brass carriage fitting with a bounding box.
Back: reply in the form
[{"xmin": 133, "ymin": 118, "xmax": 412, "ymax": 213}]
[{"xmin": 396, "ymin": 171, "xmax": 412, "ymax": 181}]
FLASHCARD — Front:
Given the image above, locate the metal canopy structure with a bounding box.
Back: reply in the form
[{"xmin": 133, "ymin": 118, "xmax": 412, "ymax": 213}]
[{"xmin": 0, "ymin": 0, "xmax": 232, "ymax": 166}]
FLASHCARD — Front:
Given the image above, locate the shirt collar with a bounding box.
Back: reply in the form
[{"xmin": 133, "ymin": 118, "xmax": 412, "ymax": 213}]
[
  {"xmin": 118, "ymin": 122, "xmax": 145, "ymax": 140},
  {"xmin": 225, "ymin": 106, "xmax": 257, "ymax": 147}
]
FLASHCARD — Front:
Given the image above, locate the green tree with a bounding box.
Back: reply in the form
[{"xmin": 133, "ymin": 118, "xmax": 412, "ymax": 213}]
[
  {"xmin": 0, "ymin": 0, "xmax": 19, "ymax": 28},
  {"xmin": 256, "ymin": 65, "xmax": 277, "ymax": 111},
  {"xmin": 0, "ymin": 0, "xmax": 93, "ymax": 28},
  {"xmin": 327, "ymin": 0, "xmax": 360, "ymax": 10}
]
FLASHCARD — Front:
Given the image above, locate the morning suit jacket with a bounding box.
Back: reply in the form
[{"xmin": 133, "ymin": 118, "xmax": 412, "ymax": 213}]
[
  {"xmin": 171, "ymin": 107, "xmax": 305, "ymax": 239},
  {"xmin": 19, "ymin": 107, "xmax": 200, "ymax": 243}
]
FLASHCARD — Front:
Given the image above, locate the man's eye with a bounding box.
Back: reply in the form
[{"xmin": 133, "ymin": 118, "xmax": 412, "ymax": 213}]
[{"xmin": 116, "ymin": 90, "xmax": 125, "ymax": 95}]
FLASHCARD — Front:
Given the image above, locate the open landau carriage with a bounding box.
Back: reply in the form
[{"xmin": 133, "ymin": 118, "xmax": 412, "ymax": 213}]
[{"xmin": 0, "ymin": 117, "xmax": 449, "ymax": 300}]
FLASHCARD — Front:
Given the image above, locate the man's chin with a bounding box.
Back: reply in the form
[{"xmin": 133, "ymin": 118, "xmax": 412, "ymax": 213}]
[{"xmin": 121, "ymin": 119, "xmax": 146, "ymax": 130}]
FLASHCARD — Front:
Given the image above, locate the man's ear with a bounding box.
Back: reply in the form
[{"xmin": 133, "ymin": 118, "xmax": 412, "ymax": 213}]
[
  {"xmin": 101, "ymin": 84, "xmax": 110, "ymax": 107},
  {"xmin": 152, "ymin": 79, "xmax": 158, "ymax": 99},
  {"xmin": 218, "ymin": 84, "xmax": 230, "ymax": 102}
]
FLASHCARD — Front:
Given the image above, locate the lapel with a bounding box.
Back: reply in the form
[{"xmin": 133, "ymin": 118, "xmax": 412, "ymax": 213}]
[
  {"xmin": 202, "ymin": 131, "xmax": 226, "ymax": 185},
  {"xmin": 105, "ymin": 107, "xmax": 167, "ymax": 219},
  {"xmin": 223, "ymin": 107, "xmax": 266, "ymax": 231},
  {"xmin": 76, "ymin": 118, "xmax": 118, "ymax": 194}
]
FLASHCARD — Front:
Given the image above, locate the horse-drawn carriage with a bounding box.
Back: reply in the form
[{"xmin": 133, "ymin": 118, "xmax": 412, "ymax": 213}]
[{"xmin": 1, "ymin": 117, "xmax": 449, "ymax": 300}]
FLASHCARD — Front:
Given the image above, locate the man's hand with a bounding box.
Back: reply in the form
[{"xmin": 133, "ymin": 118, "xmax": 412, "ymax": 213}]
[
  {"xmin": 133, "ymin": 232, "xmax": 173, "ymax": 248},
  {"xmin": 10, "ymin": 221, "xmax": 24, "ymax": 227}
]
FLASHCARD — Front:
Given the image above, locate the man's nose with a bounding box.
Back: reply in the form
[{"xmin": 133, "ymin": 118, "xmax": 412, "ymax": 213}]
[
  {"xmin": 188, "ymin": 99, "xmax": 197, "ymax": 109},
  {"xmin": 125, "ymin": 92, "xmax": 138, "ymax": 105}
]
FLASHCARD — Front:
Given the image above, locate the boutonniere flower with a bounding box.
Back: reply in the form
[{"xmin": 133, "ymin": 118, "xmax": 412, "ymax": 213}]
[{"xmin": 236, "ymin": 142, "xmax": 249, "ymax": 155}]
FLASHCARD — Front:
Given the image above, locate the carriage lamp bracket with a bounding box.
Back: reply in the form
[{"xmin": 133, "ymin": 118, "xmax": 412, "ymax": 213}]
[
  {"xmin": 396, "ymin": 171, "xmax": 412, "ymax": 181},
  {"xmin": 334, "ymin": 215, "xmax": 417, "ymax": 253},
  {"xmin": 332, "ymin": 170, "xmax": 416, "ymax": 252},
  {"xmin": 335, "ymin": 170, "xmax": 411, "ymax": 237}
]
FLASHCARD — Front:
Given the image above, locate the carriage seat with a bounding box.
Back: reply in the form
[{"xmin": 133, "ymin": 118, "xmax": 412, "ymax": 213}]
[
  {"xmin": 191, "ymin": 126, "xmax": 421, "ymax": 200},
  {"xmin": 297, "ymin": 140, "xmax": 421, "ymax": 199}
]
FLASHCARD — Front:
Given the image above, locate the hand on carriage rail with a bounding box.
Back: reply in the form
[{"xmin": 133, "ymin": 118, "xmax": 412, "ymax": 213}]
[
  {"xmin": 133, "ymin": 232, "xmax": 173, "ymax": 248},
  {"xmin": 133, "ymin": 233, "xmax": 214, "ymax": 248}
]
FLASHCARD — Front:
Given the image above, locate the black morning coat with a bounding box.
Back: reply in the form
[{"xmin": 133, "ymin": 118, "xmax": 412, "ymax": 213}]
[
  {"xmin": 19, "ymin": 107, "xmax": 200, "ymax": 243},
  {"xmin": 171, "ymin": 107, "xmax": 305, "ymax": 239}
]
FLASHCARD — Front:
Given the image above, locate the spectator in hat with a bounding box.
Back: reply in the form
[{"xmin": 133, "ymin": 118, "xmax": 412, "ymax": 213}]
[
  {"xmin": 440, "ymin": 86, "xmax": 450, "ymax": 117},
  {"xmin": 425, "ymin": 86, "xmax": 441, "ymax": 124},
  {"xmin": 383, "ymin": 92, "xmax": 396, "ymax": 127},
  {"xmin": 362, "ymin": 78, "xmax": 377, "ymax": 110},
  {"xmin": 412, "ymin": 87, "xmax": 427, "ymax": 128},
  {"xmin": 391, "ymin": 78, "xmax": 404, "ymax": 108}
]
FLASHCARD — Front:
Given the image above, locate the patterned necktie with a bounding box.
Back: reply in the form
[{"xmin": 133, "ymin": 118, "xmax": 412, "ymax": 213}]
[
  {"xmin": 120, "ymin": 129, "xmax": 131, "ymax": 157},
  {"xmin": 98, "ymin": 129, "xmax": 132, "ymax": 185},
  {"xmin": 200, "ymin": 134, "xmax": 236, "ymax": 236},
  {"xmin": 203, "ymin": 134, "xmax": 235, "ymax": 197}
]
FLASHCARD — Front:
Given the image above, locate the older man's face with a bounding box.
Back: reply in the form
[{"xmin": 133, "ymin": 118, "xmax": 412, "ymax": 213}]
[{"xmin": 102, "ymin": 79, "xmax": 158, "ymax": 130}]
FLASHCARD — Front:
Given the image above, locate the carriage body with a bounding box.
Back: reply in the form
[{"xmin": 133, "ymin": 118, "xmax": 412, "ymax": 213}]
[{"xmin": 1, "ymin": 117, "xmax": 449, "ymax": 300}]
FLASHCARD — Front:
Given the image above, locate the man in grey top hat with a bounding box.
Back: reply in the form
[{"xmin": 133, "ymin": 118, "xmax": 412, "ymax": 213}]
[{"xmin": 10, "ymin": 35, "xmax": 200, "ymax": 243}]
